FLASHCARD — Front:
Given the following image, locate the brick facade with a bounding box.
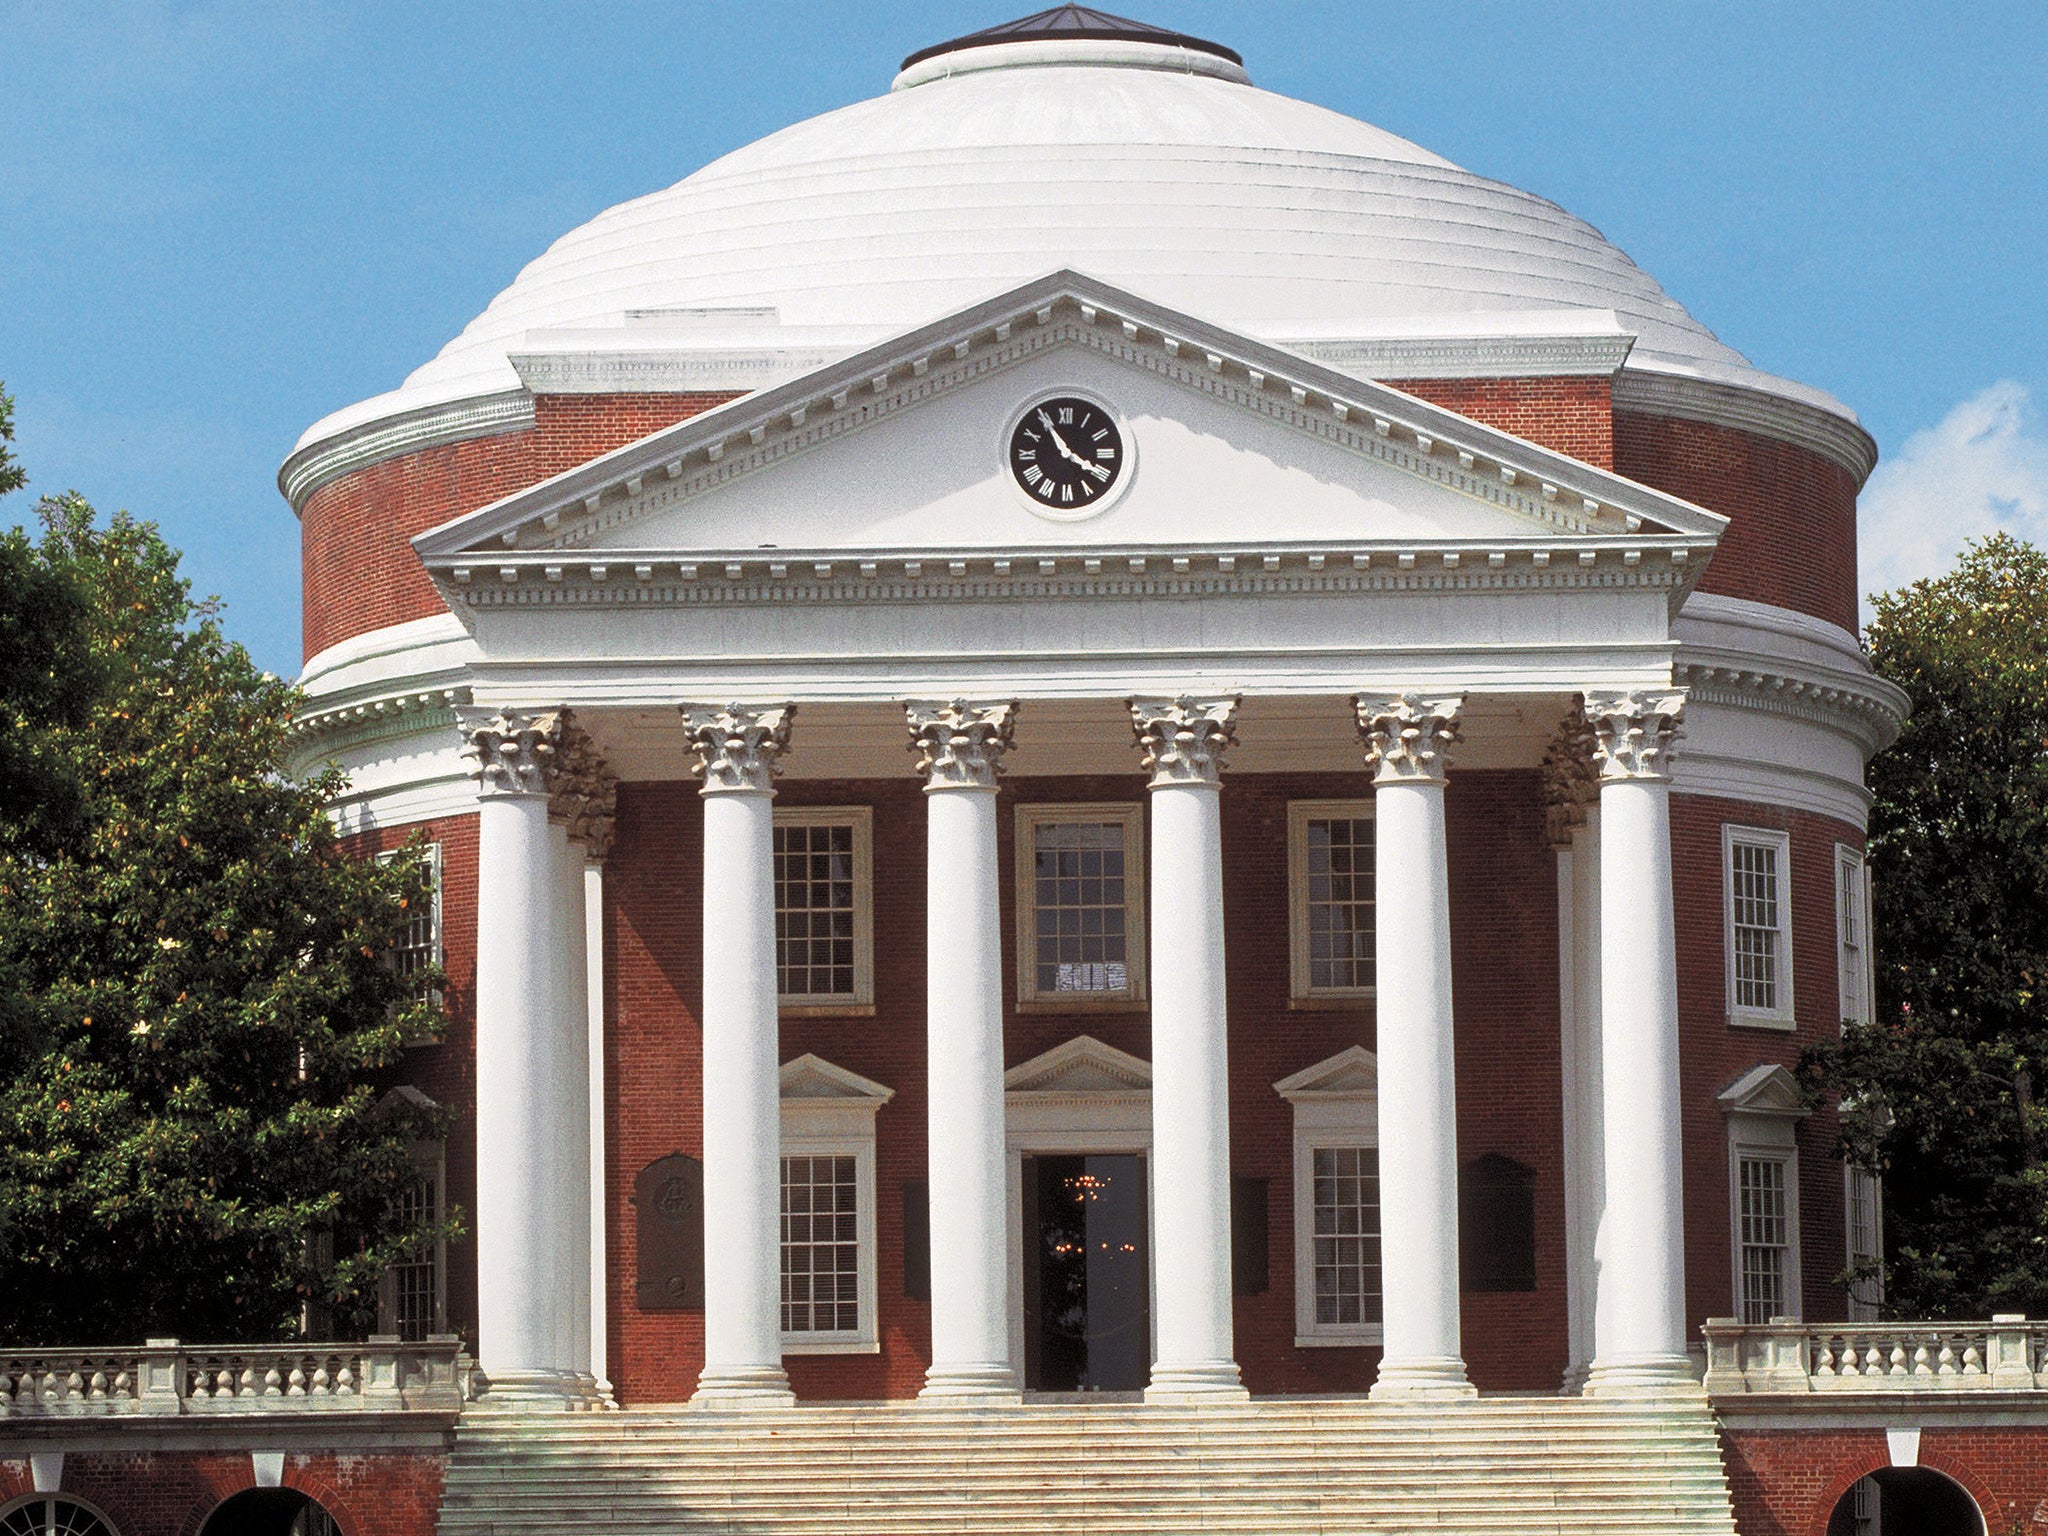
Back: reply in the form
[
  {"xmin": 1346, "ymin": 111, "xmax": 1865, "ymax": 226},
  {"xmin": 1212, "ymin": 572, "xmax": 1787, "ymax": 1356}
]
[
  {"xmin": 0, "ymin": 1450, "xmax": 447, "ymax": 1536},
  {"xmin": 1718, "ymin": 1423, "xmax": 2048, "ymax": 1536}
]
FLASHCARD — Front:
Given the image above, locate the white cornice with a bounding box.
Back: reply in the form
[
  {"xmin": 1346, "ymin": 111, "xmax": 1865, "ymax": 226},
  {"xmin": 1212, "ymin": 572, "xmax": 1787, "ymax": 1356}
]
[
  {"xmin": 415, "ymin": 273, "xmax": 1730, "ymax": 567},
  {"xmin": 1614, "ymin": 369, "xmax": 1878, "ymax": 487},
  {"xmin": 1675, "ymin": 648, "xmax": 1907, "ymax": 754},
  {"xmin": 508, "ymin": 348, "xmax": 843, "ymax": 396},
  {"xmin": 1284, "ymin": 331, "xmax": 1634, "ymax": 380},
  {"xmin": 279, "ymin": 390, "xmax": 534, "ymax": 514}
]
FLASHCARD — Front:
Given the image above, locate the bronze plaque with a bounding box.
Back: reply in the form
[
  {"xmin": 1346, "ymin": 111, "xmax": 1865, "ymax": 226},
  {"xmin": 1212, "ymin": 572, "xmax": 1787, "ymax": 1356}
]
[{"xmin": 634, "ymin": 1151, "xmax": 704, "ymax": 1311}]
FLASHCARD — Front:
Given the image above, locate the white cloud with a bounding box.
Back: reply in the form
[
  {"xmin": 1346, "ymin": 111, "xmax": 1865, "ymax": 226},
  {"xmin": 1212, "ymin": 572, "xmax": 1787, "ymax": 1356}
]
[{"xmin": 1860, "ymin": 381, "xmax": 2048, "ymax": 610}]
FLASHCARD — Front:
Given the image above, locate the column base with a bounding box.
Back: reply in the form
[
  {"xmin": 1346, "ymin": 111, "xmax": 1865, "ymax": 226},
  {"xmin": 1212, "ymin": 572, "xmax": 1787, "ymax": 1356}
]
[
  {"xmin": 1582, "ymin": 1354, "xmax": 1702, "ymax": 1399},
  {"xmin": 1369, "ymin": 1357, "xmax": 1478, "ymax": 1401},
  {"xmin": 470, "ymin": 1368, "xmax": 614, "ymax": 1412},
  {"xmin": 1557, "ymin": 1360, "xmax": 1592, "ymax": 1396},
  {"xmin": 1143, "ymin": 1362, "xmax": 1250, "ymax": 1404},
  {"xmin": 919, "ymin": 1364, "xmax": 1022, "ymax": 1403},
  {"xmin": 691, "ymin": 1364, "xmax": 796, "ymax": 1409}
]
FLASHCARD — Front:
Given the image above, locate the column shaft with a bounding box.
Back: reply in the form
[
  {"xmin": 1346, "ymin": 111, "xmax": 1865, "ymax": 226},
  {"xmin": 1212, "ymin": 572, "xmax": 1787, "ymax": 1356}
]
[
  {"xmin": 1132, "ymin": 696, "xmax": 1245, "ymax": 1402},
  {"xmin": 551, "ymin": 820, "xmax": 593, "ymax": 1386},
  {"xmin": 1564, "ymin": 806, "xmax": 1605, "ymax": 1390},
  {"xmin": 585, "ymin": 859, "xmax": 612, "ymax": 1401}
]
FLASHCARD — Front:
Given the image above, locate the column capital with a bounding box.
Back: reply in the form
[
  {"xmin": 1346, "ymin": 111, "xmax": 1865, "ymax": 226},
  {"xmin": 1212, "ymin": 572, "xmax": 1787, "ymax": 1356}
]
[
  {"xmin": 906, "ymin": 699, "xmax": 1017, "ymax": 791},
  {"xmin": 1585, "ymin": 690, "xmax": 1686, "ymax": 783},
  {"xmin": 551, "ymin": 716, "xmax": 618, "ymax": 860},
  {"xmin": 459, "ymin": 708, "xmax": 563, "ymax": 799},
  {"xmin": 1355, "ymin": 693, "xmax": 1464, "ymax": 786},
  {"xmin": 1129, "ymin": 695, "xmax": 1239, "ymax": 787},
  {"xmin": 1541, "ymin": 699, "xmax": 1600, "ymax": 847},
  {"xmin": 682, "ymin": 704, "xmax": 795, "ymax": 796}
]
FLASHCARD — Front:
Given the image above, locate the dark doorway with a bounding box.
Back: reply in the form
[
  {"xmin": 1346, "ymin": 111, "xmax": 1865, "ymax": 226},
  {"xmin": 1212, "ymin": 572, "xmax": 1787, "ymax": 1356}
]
[
  {"xmin": 1023, "ymin": 1153, "xmax": 1150, "ymax": 1391},
  {"xmin": 199, "ymin": 1490, "xmax": 340, "ymax": 1536},
  {"xmin": 1826, "ymin": 1468, "xmax": 1984, "ymax": 1536}
]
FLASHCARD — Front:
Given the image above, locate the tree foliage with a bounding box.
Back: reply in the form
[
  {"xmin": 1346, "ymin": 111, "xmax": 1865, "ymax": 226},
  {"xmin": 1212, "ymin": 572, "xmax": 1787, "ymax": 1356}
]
[
  {"xmin": 1805, "ymin": 533, "xmax": 2048, "ymax": 1317},
  {"xmin": 0, "ymin": 446, "xmax": 454, "ymax": 1344}
]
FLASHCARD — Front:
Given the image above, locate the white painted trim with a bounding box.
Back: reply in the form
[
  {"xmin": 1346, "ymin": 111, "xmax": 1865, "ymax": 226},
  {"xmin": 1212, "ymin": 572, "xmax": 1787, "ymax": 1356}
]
[
  {"xmin": 1835, "ymin": 843, "xmax": 1872, "ymax": 1029},
  {"xmin": 771, "ymin": 806, "xmax": 875, "ymax": 1012},
  {"xmin": 1286, "ymin": 799, "xmax": 1377, "ymax": 1003},
  {"xmin": 778, "ymin": 1056, "xmax": 892, "ymax": 1355},
  {"xmin": 1721, "ymin": 1065, "xmax": 1807, "ymax": 1325},
  {"xmin": 1723, "ymin": 825, "xmax": 1797, "ymax": 1030},
  {"xmin": 1275, "ymin": 1049, "xmax": 1382, "ymax": 1348},
  {"xmin": 1614, "ymin": 367, "xmax": 1878, "ymax": 488},
  {"xmin": 1013, "ymin": 801, "xmax": 1149, "ymax": 1009},
  {"xmin": 280, "ymin": 388, "xmax": 534, "ymax": 513}
]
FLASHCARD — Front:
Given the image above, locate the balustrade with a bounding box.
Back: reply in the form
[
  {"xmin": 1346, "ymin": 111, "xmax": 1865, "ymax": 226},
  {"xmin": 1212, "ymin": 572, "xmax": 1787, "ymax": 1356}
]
[
  {"xmin": 0, "ymin": 1337, "xmax": 470, "ymax": 1416},
  {"xmin": 1705, "ymin": 1316, "xmax": 2045, "ymax": 1394}
]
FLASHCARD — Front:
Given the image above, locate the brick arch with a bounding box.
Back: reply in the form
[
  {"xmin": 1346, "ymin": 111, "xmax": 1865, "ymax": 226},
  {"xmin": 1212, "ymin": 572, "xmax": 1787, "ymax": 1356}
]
[
  {"xmin": 1811, "ymin": 1453, "xmax": 1995, "ymax": 1536},
  {"xmin": 278, "ymin": 1467, "xmax": 359, "ymax": 1536}
]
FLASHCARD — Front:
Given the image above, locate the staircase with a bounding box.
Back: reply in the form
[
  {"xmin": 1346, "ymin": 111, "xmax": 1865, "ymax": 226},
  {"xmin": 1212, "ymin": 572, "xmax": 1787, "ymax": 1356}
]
[{"xmin": 436, "ymin": 1395, "xmax": 1739, "ymax": 1535}]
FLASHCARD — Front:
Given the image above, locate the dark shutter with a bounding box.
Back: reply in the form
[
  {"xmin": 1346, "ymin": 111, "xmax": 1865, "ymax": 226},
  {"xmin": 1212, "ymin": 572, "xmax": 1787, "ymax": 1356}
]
[
  {"xmin": 1231, "ymin": 1176, "xmax": 1269, "ymax": 1295},
  {"xmin": 1458, "ymin": 1153, "xmax": 1537, "ymax": 1292},
  {"xmin": 633, "ymin": 1152, "xmax": 704, "ymax": 1310},
  {"xmin": 903, "ymin": 1179, "xmax": 931, "ymax": 1300}
]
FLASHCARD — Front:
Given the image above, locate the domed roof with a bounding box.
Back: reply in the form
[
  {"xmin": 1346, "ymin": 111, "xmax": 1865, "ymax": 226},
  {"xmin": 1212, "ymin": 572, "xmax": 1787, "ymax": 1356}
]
[{"xmin": 296, "ymin": 11, "xmax": 1852, "ymax": 453}]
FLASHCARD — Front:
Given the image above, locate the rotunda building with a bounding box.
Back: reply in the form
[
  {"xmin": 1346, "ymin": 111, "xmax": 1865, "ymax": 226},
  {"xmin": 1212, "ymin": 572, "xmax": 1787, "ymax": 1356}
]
[{"xmin": 286, "ymin": 6, "xmax": 1903, "ymax": 1414}]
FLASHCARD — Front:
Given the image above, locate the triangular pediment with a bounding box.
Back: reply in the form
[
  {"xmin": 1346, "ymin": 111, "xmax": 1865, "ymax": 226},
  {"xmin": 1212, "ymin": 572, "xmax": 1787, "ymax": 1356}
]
[
  {"xmin": 1718, "ymin": 1063, "xmax": 1808, "ymax": 1119},
  {"xmin": 1005, "ymin": 1035, "xmax": 1152, "ymax": 1095},
  {"xmin": 414, "ymin": 272, "xmax": 1727, "ymax": 584},
  {"xmin": 780, "ymin": 1053, "xmax": 894, "ymax": 1103},
  {"xmin": 1274, "ymin": 1045, "xmax": 1379, "ymax": 1101}
]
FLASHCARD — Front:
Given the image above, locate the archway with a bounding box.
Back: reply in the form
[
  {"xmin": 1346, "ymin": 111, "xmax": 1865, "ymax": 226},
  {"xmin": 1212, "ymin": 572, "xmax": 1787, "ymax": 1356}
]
[
  {"xmin": 197, "ymin": 1491, "xmax": 339, "ymax": 1536},
  {"xmin": 1826, "ymin": 1467, "xmax": 1984, "ymax": 1536}
]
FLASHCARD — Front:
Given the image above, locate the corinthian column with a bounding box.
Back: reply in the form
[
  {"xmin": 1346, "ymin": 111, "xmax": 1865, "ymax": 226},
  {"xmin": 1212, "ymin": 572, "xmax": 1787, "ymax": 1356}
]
[
  {"xmin": 463, "ymin": 708, "xmax": 597, "ymax": 1406},
  {"xmin": 683, "ymin": 703, "xmax": 797, "ymax": 1407},
  {"xmin": 1356, "ymin": 693, "xmax": 1475, "ymax": 1400},
  {"xmin": 1130, "ymin": 695, "xmax": 1248, "ymax": 1401},
  {"xmin": 1583, "ymin": 690, "xmax": 1696, "ymax": 1396},
  {"xmin": 907, "ymin": 700, "xmax": 1020, "ymax": 1400}
]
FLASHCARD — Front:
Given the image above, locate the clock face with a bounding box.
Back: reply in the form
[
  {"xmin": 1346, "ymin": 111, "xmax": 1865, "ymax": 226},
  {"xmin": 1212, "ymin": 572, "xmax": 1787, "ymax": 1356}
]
[{"xmin": 1008, "ymin": 396, "xmax": 1124, "ymax": 510}]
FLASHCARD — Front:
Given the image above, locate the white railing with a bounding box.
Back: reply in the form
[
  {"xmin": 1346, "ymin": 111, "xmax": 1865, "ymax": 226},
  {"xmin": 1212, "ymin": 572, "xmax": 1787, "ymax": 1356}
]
[
  {"xmin": 1704, "ymin": 1315, "xmax": 2045, "ymax": 1395},
  {"xmin": 0, "ymin": 1336, "xmax": 472, "ymax": 1416}
]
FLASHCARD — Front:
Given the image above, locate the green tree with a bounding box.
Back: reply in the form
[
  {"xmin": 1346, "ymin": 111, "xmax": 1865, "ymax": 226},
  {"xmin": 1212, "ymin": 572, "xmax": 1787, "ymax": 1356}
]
[
  {"xmin": 1805, "ymin": 533, "xmax": 2048, "ymax": 1317},
  {"xmin": 0, "ymin": 474, "xmax": 455, "ymax": 1344}
]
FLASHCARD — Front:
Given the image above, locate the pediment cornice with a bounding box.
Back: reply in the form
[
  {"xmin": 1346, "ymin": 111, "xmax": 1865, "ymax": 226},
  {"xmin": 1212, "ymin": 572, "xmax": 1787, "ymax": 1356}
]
[{"xmin": 414, "ymin": 271, "xmax": 1728, "ymax": 574}]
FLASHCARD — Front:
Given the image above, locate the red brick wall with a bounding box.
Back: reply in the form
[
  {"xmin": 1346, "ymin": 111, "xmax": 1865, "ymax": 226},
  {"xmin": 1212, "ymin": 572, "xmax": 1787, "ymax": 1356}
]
[
  {"xmin": 298, "ymin": 392, "xmax": 741, "ymax": 664},
  {"xmin": 344, "ymin": 816, "xmax": 481, "ymax": 1346},
  {"xmin": 0, "ymin": 1449, "xmax": 447, "ymax": 1536},
  {"xmin": 1391, "ymin": 376, "xmax": 1615, "ymax": 469},
  {"xmin": 1671, "ymin": 795, "xmax": 1866, "ymax": 1333},
  {"xmin": 1615, "ymin": 412, "xmax": 1861, "ymax": 633},
  {"xmin": 1718, "ymin": 1424, "xmax": 2045, "ymax": 1536},
  {"xmin": 602, "ymin": 768, "xmax": 1569, "ymax": 1404}
]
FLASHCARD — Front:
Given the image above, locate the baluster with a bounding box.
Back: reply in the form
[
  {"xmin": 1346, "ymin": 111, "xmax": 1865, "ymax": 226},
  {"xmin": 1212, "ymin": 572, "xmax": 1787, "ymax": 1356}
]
[
  {"xmin": 64, "ymin": 1370, "xmax": 84, "ymax": 1399},
  {"xmin": 1911, "ymin": 1344, "xmax": 1931, "ymax": 1375},
  {"xmin": 87, "ymin": 1370, "xmax": 107, "ymax": 1398},
  {"xmin": 112, "ymin": 1369, "xmax": 131, "ymax": 1398},
  {"xmin": 311, "ymin": 1364, "xmax": 330, "ymax": 1393},
  {"xmin": 1963, "ymin": 1344, "xmax": 1985, "ymax": 1374},
  {"xmin": 239, "ymin": 1366, "xmax": 258, "ymax": 1396},
  {"xmin": 336, "ymin": 1362, "xmax": 357, "ymax": 1395},
  {"xmin": 1816, "ymin": 1341, "xmax": 1838, "ymax": 1376},
  {"xmin": 288, "ymin": 1366, "xmax": 306, "ymax": 1394},
  {"xmin": 1938, "ymin": 1342, "xmax": 1957, "ymax": 1374},
  {"xmin": 1887, "ymin": 1345, "xmax": 1906, "ymax": 1374},
  {"xmin": 264, "ymin": 1367, "xmax": 283, "ymax": 1394}
]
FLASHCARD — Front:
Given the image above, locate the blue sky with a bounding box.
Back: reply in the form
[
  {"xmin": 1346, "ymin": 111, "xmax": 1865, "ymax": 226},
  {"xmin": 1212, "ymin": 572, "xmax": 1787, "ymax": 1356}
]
[{"xmin": 3, "ymin": 2, "xmax": 2043, "ymax": 674}]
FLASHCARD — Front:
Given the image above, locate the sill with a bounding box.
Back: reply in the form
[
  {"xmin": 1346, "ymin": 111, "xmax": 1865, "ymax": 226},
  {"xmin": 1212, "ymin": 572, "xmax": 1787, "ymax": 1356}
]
[
  {"xmin": 1728, "ymin": 1013, "xmax": 1797, "ymax": 1033},
  {"xmin": 779, "ymin": 1002, "xmax": 877, "ymax": 1019},
  {"xmin": 782, "ymin": 1337, "xmax": 880, "ymax": 1356},
  {"xmin": 1288, "ymin": 993, "xmax": 1375, "ymax": 1012},
  {"xmin": 1017, "ymin": 995, "xmax": 1148, "ymax": 1015},
  {"xmin": 1295, "ymin": 1330, "xmax": 1382, "ymax": 1349}
]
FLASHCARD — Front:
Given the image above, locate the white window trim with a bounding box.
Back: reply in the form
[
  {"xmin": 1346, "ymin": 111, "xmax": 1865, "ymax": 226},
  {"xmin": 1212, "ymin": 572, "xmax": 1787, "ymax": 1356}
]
[
  {"xmin": 1834, "ymin": 842, "xmax": 1873, "ymax": 1029},
  {"xmin": 1275, "ymin": 1047, "xmax": 1382, "ymax": 1347},
  {"xmin": 1719, "ymin": 1064, "xmax": 1808, "ymax": 1323},
  {"xmin": 1287, "ymin": 799, "xmax": 1377, "ymax": 1005},
  {"xmin": 779, "ymin": 1054, "xmax": 892, "ymax": 1355},
  {"xmin": 377, "ymin": 1136, "xmax": 448, "ymax": 1339},
  {"xmin": 1014, "ymin": 802, "xmax": 1148, "ymax": 1010},
  {"xmin": 1844, "ymin": 1162, "xmax": 1885, "ymax": 1322},
  {"xmin": 378, "ymin": 841, "xmax": 444, "ymax": 1026},
  {"xmin": 1723, "ymin": 824, "xmax": 1796, "ymax": 1030},
  {"xmin": 773, "ymin": 806, "xmax": 875, "ymax": 1015}
]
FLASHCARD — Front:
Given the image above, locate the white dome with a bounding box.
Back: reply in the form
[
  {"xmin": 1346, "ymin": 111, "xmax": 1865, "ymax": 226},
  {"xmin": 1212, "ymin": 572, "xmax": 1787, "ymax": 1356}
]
[{"xmin": 298, "ymin": 25, "xmax": 1849, "ymax": 451}]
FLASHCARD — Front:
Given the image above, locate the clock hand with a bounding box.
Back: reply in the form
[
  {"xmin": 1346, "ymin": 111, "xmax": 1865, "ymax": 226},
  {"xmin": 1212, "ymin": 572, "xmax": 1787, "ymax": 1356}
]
[{"xmin": 1038, "ymin": 413, "xmax": 1090, "ymax": 468}]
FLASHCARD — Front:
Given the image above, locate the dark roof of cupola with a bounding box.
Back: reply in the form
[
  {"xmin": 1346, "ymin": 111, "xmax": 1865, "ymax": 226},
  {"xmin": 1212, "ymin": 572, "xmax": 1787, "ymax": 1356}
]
[{"xmin": 900, "ymin": 5, "xmax": 1243, "ymax": 72}]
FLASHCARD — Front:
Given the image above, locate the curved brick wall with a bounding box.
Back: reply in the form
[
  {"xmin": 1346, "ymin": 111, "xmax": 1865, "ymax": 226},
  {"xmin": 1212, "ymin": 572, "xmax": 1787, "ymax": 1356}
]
[
  {"xmin": 1616, "ymin": 410, "xmax": 1861, "ymax": 633},
  {"xmin": 298, "ymin": 393, "xmax": 742, "ymax": 663}
]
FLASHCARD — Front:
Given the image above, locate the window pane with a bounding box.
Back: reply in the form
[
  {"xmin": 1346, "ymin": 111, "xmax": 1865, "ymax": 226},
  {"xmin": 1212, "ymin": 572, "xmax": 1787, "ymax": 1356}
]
[
  {"xmin": 781, "ymin": 1155, "xmax": 861, "ymax": 1333},
  {"xmin": 391, "ymin": 1171, "xmax": 439, "ymax": 1341},
  {"xmin": 1738, "ymin": 1156, "xmax": 1790, "ymax": 1324},
  {"xmin": 1311, "ymin": 1146, "xmax": 1382, "ymax": 1328},
  {"xmin": 1730, "ymin": 840, "xmax": 1782, "ymax": 1012},
  {"xmin": 1034, "ymin": 819, "xmax": 1130, "ymax": 993},
  {"xmin": 775, "ymin": 821, "xmax": 859, "ymax": 998},
  {"xmin": 1305, "ymin": 817, "xmax": 1373, "ymax": 991}
]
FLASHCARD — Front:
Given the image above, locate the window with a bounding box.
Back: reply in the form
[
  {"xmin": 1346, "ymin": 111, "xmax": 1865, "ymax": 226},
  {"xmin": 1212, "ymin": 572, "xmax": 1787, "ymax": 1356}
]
[
  {"xmin": 1275, "ymin": 1046, "xmax": 1381, "ymax": 1345},
  {"xmin": 1846, "ymin": 1163, "xmax": 1884, "ymax": 1320},
  {"xmin": 378, "ymin": 1141, "xmax": 446, "ymax": 1340},
  {"xmin": 378, "ymin": 842, "xmax": 443, "ymax": 1022},
  {"xmin": 772, "ymin": 807, "xmax": 873, "ymax": 1013},
  {"xmin": 1, "ymin": 1498, "xmax": 117, "ymax": 1536},
  {"xmin": 1287, "ymin": 800, "xmax": 1376, "ymax": 1002},
  {"xmin": 1836, "ymin": 844, "xmax": 1873, "ymax": 1028},
  {"xmin": 1719, "ymin": 1063, "xmax": 1807, "ymax": 1323},
  {"xmin": 1015, "ymin": 804, "xmax": 1147, "ymax": 1008},
  {"xmin": 778, "ymin": 1054, "xmax": 891, "ymax": 1353},
  {"xmin": 1724, "ymin": 826, "xmax": 1795, "ymax": 1028}
]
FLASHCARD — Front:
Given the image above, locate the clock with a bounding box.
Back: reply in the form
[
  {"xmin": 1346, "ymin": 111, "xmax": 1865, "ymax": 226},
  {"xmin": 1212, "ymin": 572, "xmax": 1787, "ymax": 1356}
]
[{"xmin": 1008, "ymin": 396, "xmax": 1124, "ymax": 512}]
